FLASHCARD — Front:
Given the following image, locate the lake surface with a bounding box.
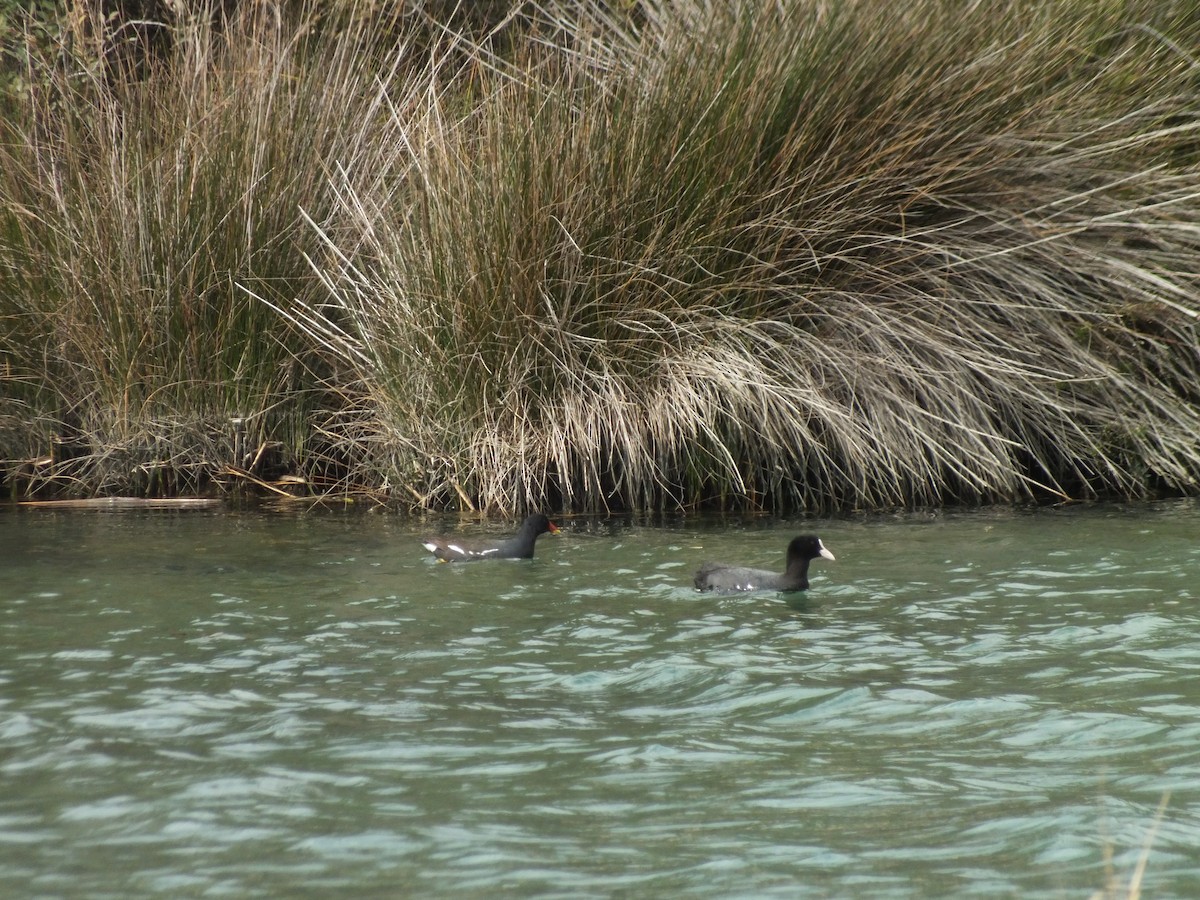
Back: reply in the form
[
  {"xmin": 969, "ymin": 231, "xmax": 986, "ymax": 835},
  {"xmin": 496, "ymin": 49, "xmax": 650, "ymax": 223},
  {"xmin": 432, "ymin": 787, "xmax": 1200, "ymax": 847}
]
[{"xmin": 1, "ymin": 501, "xmax": 1198, "ymax": 897}]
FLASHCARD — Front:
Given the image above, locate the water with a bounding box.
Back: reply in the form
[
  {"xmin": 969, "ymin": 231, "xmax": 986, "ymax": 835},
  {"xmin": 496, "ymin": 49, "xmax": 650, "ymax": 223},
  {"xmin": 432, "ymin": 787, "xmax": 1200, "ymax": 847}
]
[{"xmin": 1, "ymin": 502, "xmax": 1198, "ymax": 897}]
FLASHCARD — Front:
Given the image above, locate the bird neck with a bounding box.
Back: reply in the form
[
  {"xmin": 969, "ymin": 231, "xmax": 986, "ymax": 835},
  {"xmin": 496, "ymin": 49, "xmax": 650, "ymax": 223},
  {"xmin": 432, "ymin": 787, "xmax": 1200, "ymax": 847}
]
[{"xmin": 784, "ymin": 557, "xmax": 812, "ymax": 587}]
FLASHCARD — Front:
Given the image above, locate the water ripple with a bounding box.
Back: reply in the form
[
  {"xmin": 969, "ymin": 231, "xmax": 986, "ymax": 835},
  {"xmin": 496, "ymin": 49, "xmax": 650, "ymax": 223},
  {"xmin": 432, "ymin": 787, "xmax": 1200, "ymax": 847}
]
[{"xmin": 3, "ymin": 505, "xmax": 1200, "ymax": 896}]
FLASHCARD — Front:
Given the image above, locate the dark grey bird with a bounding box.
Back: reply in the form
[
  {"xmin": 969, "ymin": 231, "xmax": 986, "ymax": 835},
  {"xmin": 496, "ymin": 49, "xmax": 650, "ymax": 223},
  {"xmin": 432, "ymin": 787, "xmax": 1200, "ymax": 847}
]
[
  {"xmin": 694, "ymin": 535, "xmax": 835, "ymax": 593},
  {"xmin": 421, "ymin": 513, "xmax": 560, "ymax": 562}
]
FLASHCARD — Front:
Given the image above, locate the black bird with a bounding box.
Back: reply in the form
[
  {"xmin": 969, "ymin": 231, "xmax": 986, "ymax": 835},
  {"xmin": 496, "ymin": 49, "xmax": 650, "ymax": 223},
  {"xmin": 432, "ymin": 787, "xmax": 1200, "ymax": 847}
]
[
  {"xmin": 694, "ymin": 535, "xmax": 835, "ymax": 593},
  {"xmin": 421, "ymin": 513, "xmax": 560, "ymax": 562}
]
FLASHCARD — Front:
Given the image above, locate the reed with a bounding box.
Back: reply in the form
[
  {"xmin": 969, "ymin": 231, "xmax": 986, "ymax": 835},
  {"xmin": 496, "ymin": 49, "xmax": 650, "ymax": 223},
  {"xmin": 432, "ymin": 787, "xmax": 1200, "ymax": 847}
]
[
  {"xmin": 1091, "ymin": 791, "xmax": 1170, "ymax": 900},
  {"xmin": 0, "ymin": 2, "xmax": 413, "ymax": 495},
  {"xmin": 3, "ymin": 0, "xmax": 1199, "ymax": 511},
  {"xmin": 289, "ymin": 0, "xmax": 1200, "ymax": 512}
]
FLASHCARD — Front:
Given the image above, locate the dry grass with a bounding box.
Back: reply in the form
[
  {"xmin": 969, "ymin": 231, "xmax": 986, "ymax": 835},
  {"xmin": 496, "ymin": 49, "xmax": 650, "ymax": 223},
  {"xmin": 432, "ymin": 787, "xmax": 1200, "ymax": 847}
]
[
  {"xmin": 0, "ymin": 2, "xmax": 414, "ymax": 494},
  {"xmin": 282, "ymin": 0, "xmax": 1200, "ymax": 512},
  {"xmin": 3, "ymin": 0, "xmax": 1200, "ymax": 510}
]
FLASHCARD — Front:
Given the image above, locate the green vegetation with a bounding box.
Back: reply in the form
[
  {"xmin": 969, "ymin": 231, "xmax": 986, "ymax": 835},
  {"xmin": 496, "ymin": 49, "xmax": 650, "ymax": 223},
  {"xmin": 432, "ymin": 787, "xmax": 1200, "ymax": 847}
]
[{"xmin": 2, "ymin": 0, "xmax": 1199, "ymax": 513}]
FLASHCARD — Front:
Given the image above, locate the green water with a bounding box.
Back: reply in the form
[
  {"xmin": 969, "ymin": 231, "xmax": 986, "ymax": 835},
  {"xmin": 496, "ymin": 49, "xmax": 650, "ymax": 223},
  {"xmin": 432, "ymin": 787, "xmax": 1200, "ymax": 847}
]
[{"xmin": 1, "ymin": 502, "xmax": 1198, "ymax": 897}]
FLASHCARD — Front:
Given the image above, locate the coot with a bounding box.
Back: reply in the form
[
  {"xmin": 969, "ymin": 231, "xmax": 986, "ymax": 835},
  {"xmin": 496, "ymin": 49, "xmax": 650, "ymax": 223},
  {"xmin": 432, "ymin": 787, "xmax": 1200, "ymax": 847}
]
[{"xmin": 694, "ymin": 535, "xmax": 834, "ymax": 592}]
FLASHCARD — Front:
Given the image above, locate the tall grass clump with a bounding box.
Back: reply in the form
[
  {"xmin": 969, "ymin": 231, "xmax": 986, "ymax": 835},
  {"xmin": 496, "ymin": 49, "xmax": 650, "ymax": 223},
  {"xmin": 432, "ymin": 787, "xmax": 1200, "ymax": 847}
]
[
  {"xmin": 0, "ymin": 1, "xmax": 417, "ymax": 495},
  {"xmin": 291, "ymin": 0, "xmax": 1200, "ymax": 513}
]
